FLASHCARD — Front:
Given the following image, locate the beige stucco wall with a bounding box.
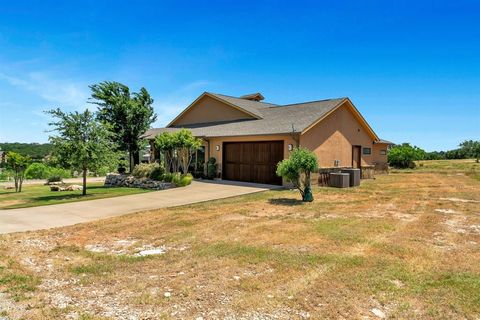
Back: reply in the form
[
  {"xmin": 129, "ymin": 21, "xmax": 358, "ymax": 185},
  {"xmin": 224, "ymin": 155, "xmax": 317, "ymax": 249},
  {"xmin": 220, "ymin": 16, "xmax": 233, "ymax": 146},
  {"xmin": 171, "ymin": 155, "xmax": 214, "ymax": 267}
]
[
  {"xmin": 205, "ymin": 134, "xmax": 297, "ymax": 179},
  {"xmin": 372, "ymin": 143, "xmax": 389, "ymax": 166},
  {"xmin": 300, "ymin": 103, "xmax": 376, "ymax": 168},
  {"xmin": 171, "ymin": 95, "xmax": 256, "ymax": 126}
]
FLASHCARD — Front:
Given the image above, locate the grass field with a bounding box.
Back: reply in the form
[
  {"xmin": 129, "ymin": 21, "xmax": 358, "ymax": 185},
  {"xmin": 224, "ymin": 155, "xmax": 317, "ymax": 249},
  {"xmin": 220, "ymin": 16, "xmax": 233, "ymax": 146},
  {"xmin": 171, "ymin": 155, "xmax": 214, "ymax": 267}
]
[
  {"xmin": 0, "ymin": 160, "xmax": 479, "ymax": 319},
  {"xmin": 0, "ymin": 183, "xmax": 151, "ymax": 209}
]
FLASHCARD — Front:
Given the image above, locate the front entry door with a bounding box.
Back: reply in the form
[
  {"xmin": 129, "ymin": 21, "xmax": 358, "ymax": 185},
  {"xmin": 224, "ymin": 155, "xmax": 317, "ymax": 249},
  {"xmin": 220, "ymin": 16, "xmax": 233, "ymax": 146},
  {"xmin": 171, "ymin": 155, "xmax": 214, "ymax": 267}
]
[{"xmin": 352, "ymin": 146, "xmax": 361, "ymax": 168}]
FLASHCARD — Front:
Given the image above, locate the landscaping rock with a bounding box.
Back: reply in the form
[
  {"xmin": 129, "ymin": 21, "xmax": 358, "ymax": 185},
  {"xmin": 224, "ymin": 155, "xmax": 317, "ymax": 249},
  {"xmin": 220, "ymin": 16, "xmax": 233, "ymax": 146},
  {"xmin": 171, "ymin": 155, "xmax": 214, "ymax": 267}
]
[
  {"xmin": 104, "ymin": 174, "xmax": 175, "ymax": 190},
  {"xmin": 50, "ymin": 184, "xmax": 83, "ymax": 192},
  {"xmin": 371, "ymin": 308, "xmax": 386, "ymax": 318}
]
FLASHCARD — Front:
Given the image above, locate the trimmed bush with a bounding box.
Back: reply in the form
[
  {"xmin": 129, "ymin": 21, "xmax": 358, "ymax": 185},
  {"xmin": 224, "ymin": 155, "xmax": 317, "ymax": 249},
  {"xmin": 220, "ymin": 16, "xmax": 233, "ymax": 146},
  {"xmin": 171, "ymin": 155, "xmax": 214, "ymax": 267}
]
[
  {"xmin": 131, "ymin": 163, "xmax": 163, "ymax": 179},
  {"xmin": 149, "ymin": 165, "xmax": 166, "ymax": 181},
  {"xmin": 47, "ymin": 175, "xmax": 62, "ymax": 183},
  {"xmin": 207, "ymin": 157, "xmax": 217, "ymax": 179},
  {"xmin": 163, "ymin": 173, "xmax": 174, "ymax": 183},
  {"xmin": 178, "ymin": 173, "xmax": 193, "ymax": 186},
  {"xmin": 171, "ymin": 172, "xmax": 182, "ymax": 185}
]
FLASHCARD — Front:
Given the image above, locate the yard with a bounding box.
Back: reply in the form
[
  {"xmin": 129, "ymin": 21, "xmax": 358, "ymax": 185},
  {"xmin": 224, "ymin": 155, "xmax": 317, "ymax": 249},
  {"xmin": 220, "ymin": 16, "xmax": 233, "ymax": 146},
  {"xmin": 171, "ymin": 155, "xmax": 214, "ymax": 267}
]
[
  {"xmin": 0, "ymin": 160, "xmax": 479, "ymax": 319},
  {"xmin": 0, "ymin": 183, "xmax": 151, "ymax": 209}
]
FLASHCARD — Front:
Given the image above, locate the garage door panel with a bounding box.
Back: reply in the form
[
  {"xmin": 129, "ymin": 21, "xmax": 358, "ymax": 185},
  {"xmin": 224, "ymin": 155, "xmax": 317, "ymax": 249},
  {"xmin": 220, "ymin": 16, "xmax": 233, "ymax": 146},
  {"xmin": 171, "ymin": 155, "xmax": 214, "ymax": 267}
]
[{"xmin": 223, "ymin": 141, "xmax": 283, "ymax": 185}]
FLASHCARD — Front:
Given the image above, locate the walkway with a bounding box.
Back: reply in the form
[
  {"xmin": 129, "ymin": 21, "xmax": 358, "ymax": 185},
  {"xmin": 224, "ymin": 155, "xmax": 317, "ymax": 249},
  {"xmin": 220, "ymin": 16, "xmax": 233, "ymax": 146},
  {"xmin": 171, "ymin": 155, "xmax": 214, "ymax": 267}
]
[{"xmin": 0, "ymin": 180, "xmax": 280, "ymax": 234}]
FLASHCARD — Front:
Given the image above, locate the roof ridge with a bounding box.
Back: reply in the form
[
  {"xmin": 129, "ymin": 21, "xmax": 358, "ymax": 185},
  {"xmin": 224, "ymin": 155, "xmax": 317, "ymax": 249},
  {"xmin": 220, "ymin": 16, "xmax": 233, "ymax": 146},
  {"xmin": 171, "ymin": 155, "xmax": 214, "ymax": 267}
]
[
  {"xmin": 279, "ymin": 97, "xmax": 347, "ymax": 107},
  {"xmin": 208, "ymin": 92, "xmax": 278, "ymax": 106}
]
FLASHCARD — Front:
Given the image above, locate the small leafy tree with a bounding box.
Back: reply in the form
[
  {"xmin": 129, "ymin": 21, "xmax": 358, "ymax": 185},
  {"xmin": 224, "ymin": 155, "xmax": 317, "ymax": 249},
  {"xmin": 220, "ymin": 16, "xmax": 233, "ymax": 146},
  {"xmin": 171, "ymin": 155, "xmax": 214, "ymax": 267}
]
[
  {"xmin": 46, "ymin": 108, "xmax": 118, "ymax": 195},
  {"xmin": 89, "ymin": 81, "xmax": 157, "ymax": 172},
  {"xmin": 6, "ymin": 152, "xmax": 32, "ymax": 192},
  {"xmin": 387, "ymin": 143, "xmax": 426, "ymax": 168},
  {"xmin": 175, "ymin": 129, "xmax": 203, "ymax": 174},
  {"xmin": 155, "ymin": 129, "xmax": 202, "ymax": 173},
  {"xmin": 155, "ymin": 131, "xmax": 178, "ymax": 172},
  {"xmin": 276, "ymin": 147, "xmax": 318, "ymax": 202}
]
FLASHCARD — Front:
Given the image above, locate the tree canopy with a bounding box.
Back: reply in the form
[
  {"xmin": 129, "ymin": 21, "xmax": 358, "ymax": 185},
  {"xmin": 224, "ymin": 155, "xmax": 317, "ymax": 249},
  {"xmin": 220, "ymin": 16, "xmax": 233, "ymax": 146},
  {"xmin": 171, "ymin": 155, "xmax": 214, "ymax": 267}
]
[
  {"xmin": 46, "ymin": 108, "xmax": 118, "ymax": 195},
  {"xmin": 388, "ymin": 143, "xmax": 426, "ymax": 168},
  {"xmin": 154, "ymin": 129, "xmax": 202, "ymax": 173},
  {"xmin": 89, "ymin": 81, "xmax": 156, "ymax": 171}
]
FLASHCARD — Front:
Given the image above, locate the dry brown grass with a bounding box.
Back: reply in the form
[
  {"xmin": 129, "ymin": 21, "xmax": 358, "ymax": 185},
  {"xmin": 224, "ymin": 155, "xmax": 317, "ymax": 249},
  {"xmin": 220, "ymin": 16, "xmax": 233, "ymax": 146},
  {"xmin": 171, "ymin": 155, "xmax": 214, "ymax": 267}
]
[{"xmin": 0, "ymin": 161, "xmax": 479, "ymax": 319}]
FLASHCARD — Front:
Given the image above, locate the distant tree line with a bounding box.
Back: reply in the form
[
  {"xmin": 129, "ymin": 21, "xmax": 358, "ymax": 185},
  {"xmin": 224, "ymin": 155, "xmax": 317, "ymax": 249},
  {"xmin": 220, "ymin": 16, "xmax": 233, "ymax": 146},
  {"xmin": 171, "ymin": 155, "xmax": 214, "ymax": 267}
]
[
  {"xmin": 424, "ymin": 140, "xmax": 480, "ymax": 161},
  {"xmin": 0, "ymin": 142, "xmax": 53, "ymax": 161},
  {"xmin": 388, "ymin": 140, "xmax": 480, "ymax": 168}
]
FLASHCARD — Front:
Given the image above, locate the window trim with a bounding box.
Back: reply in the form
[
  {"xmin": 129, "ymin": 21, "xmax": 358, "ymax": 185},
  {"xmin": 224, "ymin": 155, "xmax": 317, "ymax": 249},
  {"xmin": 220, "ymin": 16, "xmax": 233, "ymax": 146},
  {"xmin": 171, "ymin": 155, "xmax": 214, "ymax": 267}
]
[{"xmin": 362, "ymin": 147, "xmax": 372, "ymax": 155}]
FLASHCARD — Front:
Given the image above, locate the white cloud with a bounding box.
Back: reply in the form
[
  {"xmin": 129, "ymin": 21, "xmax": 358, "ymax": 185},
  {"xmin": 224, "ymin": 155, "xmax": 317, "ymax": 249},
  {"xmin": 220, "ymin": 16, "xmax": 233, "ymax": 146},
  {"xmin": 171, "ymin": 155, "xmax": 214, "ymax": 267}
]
[{"xmin": 0, "ymin": 71, "xmax": 89, "ymax": 109}]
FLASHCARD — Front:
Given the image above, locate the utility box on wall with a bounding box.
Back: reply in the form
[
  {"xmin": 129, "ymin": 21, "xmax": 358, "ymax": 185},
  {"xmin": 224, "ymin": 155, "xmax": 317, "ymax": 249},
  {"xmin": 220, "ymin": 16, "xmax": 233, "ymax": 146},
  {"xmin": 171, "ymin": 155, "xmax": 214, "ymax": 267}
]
[
  {"xmin": 329, "ymin": 172, "xmax": 350, "ymax": 188},
  {"xmin": 341, "ymin": 168, "xmax": 361, "ymax": 187}
]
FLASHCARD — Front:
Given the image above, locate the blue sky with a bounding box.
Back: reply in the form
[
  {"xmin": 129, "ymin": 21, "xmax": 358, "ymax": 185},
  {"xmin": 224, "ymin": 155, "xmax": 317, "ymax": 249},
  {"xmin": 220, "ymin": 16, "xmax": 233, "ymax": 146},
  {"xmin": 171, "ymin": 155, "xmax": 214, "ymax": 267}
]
[{"xmin": 0, "ymin": 0, "xmax": 478, "ymax": 151}]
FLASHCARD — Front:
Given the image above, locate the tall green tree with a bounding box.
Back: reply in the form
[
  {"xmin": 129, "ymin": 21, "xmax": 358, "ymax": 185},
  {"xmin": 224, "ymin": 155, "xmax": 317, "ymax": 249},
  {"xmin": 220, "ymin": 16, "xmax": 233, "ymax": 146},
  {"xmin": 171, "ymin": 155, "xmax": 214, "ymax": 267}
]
[
  {"xmin": 46, "ymin": 108, "xmax": 117, "ymax": 195},
  {"xmin": 89, "ymin": 81, "xmax": 157, "ymax": 172},
  {"xmin": 460, "ymin": 140, "xmax": 480, "ymax": 162},
  {"xmin": 6, "ymin": 152, "xmax": 32, "ymax": 192}
]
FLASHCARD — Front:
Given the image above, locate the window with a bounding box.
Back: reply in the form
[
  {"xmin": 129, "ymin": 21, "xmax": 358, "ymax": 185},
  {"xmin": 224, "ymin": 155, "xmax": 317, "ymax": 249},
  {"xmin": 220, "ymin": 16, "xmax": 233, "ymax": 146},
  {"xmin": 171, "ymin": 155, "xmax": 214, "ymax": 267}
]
[
  {"xmin": 380, "ymin": 150, "xmax": 387, "ymax": 155},
  {"xmin": 362, "ymin": 147, "xmax": 372, "ymax": 155}
]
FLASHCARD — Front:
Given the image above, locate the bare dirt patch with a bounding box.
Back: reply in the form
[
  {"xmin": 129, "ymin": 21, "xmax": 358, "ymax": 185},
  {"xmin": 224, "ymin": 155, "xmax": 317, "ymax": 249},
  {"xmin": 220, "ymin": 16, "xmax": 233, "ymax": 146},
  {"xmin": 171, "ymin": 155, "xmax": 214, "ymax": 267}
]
[{"xmin": 0, "ymin": 164, "xmax": 479, "ymax": 319}]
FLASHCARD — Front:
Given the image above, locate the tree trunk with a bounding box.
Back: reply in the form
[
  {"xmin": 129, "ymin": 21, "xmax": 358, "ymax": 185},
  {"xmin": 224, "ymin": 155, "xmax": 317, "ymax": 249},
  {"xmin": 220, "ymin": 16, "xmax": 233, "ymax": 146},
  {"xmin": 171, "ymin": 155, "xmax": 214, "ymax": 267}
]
[
  {"xmin": 82, "ymin": 167, "xmax": 87, "ymax": 196},
  {"xmin": 18, "ymin": 176, "xmax": 23, "ymax": 193},
  {"xmin": 132, "ymin": 149, "xmax": 140, "ymax": 166},
  {"xmin": 129, "ymin": 151, "xmax": 133, "ymax": 173}
]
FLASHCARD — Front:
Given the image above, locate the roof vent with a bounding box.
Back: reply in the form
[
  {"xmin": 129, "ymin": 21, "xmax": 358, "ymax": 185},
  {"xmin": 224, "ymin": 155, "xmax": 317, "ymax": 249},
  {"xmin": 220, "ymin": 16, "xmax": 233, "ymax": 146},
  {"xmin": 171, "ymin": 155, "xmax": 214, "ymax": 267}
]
[{"xmin": 239, "ymin": 93, "xmax": 264, "ymax": 101}]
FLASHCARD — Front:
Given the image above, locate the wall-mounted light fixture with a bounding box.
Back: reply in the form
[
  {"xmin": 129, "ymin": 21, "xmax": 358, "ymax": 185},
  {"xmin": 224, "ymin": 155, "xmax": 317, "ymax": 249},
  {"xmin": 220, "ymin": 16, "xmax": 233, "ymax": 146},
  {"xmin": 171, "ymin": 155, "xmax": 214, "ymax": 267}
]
[
  {"xmin": 215, "ymin": 145, "xmax": 220, "ymax": 151},
  {"xmin": 288, "ymin": 144, "xmax": 293, "ymax": 151}
]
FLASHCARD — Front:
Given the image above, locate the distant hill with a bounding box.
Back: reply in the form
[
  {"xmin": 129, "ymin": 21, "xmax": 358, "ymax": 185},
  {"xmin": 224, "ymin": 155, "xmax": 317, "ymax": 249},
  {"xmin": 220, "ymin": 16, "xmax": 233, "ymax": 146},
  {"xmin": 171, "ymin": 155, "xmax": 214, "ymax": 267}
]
[{"xmin": 0, "ymin": 142, "xmax": 53, "ymax": 160}]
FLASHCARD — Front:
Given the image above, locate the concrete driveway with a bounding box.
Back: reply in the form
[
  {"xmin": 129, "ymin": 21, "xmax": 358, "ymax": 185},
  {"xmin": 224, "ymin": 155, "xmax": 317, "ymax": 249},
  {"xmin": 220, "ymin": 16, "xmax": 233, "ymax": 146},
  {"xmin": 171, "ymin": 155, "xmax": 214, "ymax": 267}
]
[{"xmin": 0, "ymin": 180, "xmax": 281, "ymax": 234}]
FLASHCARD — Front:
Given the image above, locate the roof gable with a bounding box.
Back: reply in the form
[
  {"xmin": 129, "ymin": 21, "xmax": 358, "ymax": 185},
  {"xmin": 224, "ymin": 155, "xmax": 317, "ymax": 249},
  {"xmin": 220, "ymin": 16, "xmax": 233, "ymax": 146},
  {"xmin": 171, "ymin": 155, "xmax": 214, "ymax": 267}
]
[
  {"xmin": 167, "ymin": 92, "xmax": 264, "ymax": 127},
  {"xmin": 301, "ymin": 98, "xmax": 379, "ymax": 141}
]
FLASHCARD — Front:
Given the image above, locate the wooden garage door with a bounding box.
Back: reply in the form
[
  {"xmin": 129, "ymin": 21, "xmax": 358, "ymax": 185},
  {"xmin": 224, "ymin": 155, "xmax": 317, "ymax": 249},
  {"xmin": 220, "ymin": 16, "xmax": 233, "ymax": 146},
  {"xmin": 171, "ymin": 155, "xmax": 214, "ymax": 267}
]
[{"xmin": 223, "ymin": 141, "xmax": 284, "ymax": 185}]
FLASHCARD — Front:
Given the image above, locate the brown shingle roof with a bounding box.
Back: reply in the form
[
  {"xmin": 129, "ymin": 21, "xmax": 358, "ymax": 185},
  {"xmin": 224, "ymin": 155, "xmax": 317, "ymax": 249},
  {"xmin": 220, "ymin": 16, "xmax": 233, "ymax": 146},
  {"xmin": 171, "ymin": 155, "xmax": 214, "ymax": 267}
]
[{"xmin": 143, "ymin": 96, "xmax": 347, "ymax": 139}]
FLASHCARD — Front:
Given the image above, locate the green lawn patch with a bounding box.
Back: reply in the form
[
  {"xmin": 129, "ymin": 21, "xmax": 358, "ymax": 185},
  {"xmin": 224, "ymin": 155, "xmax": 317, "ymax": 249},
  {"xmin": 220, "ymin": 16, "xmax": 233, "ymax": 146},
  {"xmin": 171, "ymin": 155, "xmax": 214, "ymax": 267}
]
[{"xmin": 0, "ymin": 182, "xmax": 152, "ymax": 209}]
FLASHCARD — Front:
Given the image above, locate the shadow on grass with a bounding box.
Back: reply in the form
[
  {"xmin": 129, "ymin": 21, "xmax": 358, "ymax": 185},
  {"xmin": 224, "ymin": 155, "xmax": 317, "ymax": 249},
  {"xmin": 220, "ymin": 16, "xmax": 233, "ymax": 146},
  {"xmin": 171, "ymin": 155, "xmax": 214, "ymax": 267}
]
[
  {"xmin": 29, "ymin": 193, "xmax": 95, "ymax": 202},
  {"xmin": 268, "ymin": 198, "xmax": 304, "ymax": 206}
]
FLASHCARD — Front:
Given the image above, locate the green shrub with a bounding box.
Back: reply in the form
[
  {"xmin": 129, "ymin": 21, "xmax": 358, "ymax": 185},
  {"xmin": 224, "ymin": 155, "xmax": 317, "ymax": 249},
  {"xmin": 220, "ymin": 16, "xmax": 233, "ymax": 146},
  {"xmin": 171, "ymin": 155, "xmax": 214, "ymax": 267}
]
[
  {"xmin": 207, "ymin": 157, "xmax": 217, "ymax": 179},
  {"xmin": 25, "ymin": 163, "xmax": 50, "ymax": 179},
  {"xmin": 131, "ymin": 163, "xmax": 162, "ymax": 179},
  {"xmin": 163, "ymin": 172, "xmax": 174, "ymax": 182},
  {"xmin": 149, "ymin": 165, "xmax": 165, "ymax": 181},
  {"xmin": 388, "ymin": 143, "xmax": 426, "ymax": 169},
  {"xmin": 171, "ymin": 172, "xmax": 182, "ymax": 185},
  {"xmin": 0, "ymin": 169, "xmax": 13, "ymax": 181},
  {"xmin": 178, "ymin": 173, "xmax": 193, "ymax": 186},
  {"xmin": 25, "ymin": 163, "xmax": 71, "ymax": 179},
  {"xmin": 47, "ymin": 175, "xmax": 62, "ymax": 183},
  {"xmin": 47, "ymin": 167, "xmax": 71, "ymax": 179}
]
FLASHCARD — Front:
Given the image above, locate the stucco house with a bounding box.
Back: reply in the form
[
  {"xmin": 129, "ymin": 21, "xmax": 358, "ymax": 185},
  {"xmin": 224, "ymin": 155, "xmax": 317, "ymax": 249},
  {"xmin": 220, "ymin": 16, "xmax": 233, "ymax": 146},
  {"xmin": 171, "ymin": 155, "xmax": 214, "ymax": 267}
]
[{"xmin": 143, "ymin": 92, "xmax": 392, "ymax": 185}]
